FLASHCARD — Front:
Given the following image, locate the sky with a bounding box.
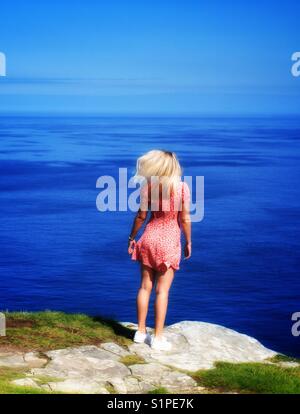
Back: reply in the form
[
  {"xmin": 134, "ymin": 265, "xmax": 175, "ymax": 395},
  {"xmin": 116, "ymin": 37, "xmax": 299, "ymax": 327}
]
[{"xmin": 0, "ymin": 0, "xmax": 299, "ymax": 115}]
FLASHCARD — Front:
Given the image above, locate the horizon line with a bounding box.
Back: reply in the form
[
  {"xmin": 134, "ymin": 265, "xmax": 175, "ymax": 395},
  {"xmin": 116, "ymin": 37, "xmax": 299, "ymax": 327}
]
[{"xmin": 0, "ymin": 111, "xmax": 299, "ymax": 118}]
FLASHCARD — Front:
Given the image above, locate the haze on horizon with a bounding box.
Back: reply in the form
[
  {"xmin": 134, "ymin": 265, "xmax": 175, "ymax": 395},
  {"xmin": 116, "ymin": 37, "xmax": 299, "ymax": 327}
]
[{"xmin": 0, "ymin": 0, "xmax": 299, "ymax": 115}]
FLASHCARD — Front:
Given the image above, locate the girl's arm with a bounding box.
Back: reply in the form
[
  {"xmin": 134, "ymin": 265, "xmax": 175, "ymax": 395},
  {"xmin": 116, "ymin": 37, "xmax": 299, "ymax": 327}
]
[
  {"xmin": 179, "ymin": 209, "xmax": 192, "ymax": 259},
  {"xmin": 128, "ymin": 209, "xmax": 148, "ymax": 254},
  {"xmin": 128, "ymin": 182, "xmax": 150, "ymax": 253},
  {"xmin": 129, "ymin": 209, "xmax": 148, "ymax": 240},
  {"xmin": 179, "ymin": 183, "xmax": 192, "ymax": 259}
]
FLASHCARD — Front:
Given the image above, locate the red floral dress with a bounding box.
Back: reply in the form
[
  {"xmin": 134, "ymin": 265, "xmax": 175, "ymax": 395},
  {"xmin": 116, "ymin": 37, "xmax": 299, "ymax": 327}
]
[{"xmin": 131, "ymin": 181, "xmax": 190, "ymax": 272}]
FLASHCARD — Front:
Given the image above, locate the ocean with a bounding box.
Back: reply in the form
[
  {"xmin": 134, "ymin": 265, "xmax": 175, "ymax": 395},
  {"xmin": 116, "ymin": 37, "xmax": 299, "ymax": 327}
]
[{"xmin": 0, "ymin": 115, "xmax": 299, "ymax": 357}]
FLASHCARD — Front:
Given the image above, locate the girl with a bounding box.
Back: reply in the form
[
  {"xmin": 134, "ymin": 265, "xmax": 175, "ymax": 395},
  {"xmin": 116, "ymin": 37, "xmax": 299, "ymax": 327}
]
[{"xmin": 128, "ymin": 150, "xmax": 191, "ymax": 351}]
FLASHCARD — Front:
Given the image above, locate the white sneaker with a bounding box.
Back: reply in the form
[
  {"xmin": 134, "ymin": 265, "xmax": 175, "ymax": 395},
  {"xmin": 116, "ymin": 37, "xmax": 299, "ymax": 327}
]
[
  {"xmin": 150, "ymin": 335, "xmax": 172, "ymax": 351},
  {"xmin": 133, "ymin": 330, "xmax": 151, "ymax": 344}
]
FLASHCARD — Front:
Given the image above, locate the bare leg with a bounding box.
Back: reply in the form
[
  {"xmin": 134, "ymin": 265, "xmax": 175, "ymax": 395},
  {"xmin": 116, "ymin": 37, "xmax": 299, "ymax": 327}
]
[
  {"xmin": 136, "ymin": 264, "xmax": 155, "ymax": 333},
  {"xmin": 154, "ymin": 267, "xmax": 175, "ymax": 337}
]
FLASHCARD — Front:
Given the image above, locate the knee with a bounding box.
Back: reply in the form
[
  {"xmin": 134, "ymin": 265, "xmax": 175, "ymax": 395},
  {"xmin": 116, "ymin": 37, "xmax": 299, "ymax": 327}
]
[
  {"xmin": 155, "ymin": 286, "xmax": 169, "ymax": 297},
  {"xmin": 140, "ymin": 283, "xmax": 153, "ymax": 294}
]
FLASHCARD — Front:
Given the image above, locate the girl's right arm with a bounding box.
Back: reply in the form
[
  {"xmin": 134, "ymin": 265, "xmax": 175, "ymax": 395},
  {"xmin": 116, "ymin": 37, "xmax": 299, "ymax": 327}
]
[
  {"xmin": 179, "ymin": 183, "xmax": 192, "ymax": 259},
  {"xmin": 128, "ymin": 209, "xmax": 148, "ymax": 254},
  {"xmin": 128, "ymin": 183, "xmax": 149, "ymax": 254}
]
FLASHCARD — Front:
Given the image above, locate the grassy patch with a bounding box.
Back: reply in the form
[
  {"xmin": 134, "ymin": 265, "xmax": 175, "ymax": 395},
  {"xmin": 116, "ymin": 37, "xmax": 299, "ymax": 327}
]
[
  {"xmin": 269, "ymin": 354, "xmax": 300, "ymax": 364},
  {"xmin": 0, "ymin": 311, "xmax": 133, "ymax": 352},
  {"xmin": 120, "ymin": 354, "xmax": 146, "ymax": 366},
  {"xmin": 0, "ymin": 367, "xmax": 52, "ymax": 394},
  {"xmin": 34, "ymin": 375, "xmax": 64, "ymax": 386},
  {"xmin": 106, "ymin": 383, "xmax": 117, "ymax": 394},
  {"xmin": 193, "ymin": 361, "xmax": 300, "ymax": 394},
  {"xmin": 148, "ymin": 387, "xmax": 169, "ymax": 394}
]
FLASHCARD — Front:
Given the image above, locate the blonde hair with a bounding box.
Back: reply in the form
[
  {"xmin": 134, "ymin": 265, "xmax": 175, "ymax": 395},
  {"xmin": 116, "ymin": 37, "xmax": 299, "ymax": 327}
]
[{"xmin": 134, "ymin": 149, "xmax": 182, "ymax": 192}]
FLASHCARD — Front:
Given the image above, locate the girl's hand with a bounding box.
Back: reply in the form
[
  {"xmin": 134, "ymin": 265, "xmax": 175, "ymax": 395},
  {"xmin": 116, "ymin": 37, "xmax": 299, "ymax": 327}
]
[
  {"xmin": 128, "ymin": 239, "xmax": 136, "ymax": 255},
  {"xmin": 184, "ymin": 242, "xmax": 192, "ymax": 260}
]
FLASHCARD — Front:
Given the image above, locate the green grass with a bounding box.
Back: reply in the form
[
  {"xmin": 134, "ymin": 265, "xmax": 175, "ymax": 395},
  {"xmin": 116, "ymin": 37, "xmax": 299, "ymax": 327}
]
[
  {"xmin": 2, "ymin": 311, "xmax": 300, "ymax": 395},
  {"xmin": 269, "ymin": 354, "xmax": 300, "ymax": 364},
  {"xmin": 119, "ymin": 354, "xmax": 146, "ymax": 366},
  {"xmin": 105, "ymin": 383, "xmax": 117, "ymax": 394},
  {"xmin": 148, "ymin": 387, "xmax": 169, "ymax": 394},
  {"xmin": 34, "ymin": 375, "xmax": 64, "ymax": 386},
  {"xmin": 0, "ymin": 311, "xmax": 135, "ymax": 394},
  {"xmin": 0, "ymin": 311, "xmax": 133, "ymax": 352},
  {"xmin": 193, "ymin": 361, "xmax": 300, "ymax": 394},
  {"xmin": 0, "ymin": 367, "xmax": 53, "ymax": 394}
]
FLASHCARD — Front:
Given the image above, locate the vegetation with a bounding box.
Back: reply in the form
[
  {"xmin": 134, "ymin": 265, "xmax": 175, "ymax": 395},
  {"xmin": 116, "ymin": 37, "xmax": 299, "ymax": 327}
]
[
  {"xmin": 1, "ymin": 311, "xmax": 300, "ymax": 394},
  {"xmin": 0, "ymin": 311, "xmax": 132, "ymax": 352},
  {"xmin": 105, "ymin": 383, "xmax": 116, "ymax": 394},
  {"xmin": 193, "ymin": 361, "xmax": 300, "ymax": 394},
  {"xmin": 148, "ymin": 387, "xmax": 169, "ymax": 394},
  {"xmin": 269, "ymin": 354, "xmax": 300, "ymax": 364},
  {"xmin": 0, "ymin": 367, "xmax": 52, "ymax": 394},
  {"xmin": 119, "ymin": 354, "xmax": 146, "ymax": 366}
]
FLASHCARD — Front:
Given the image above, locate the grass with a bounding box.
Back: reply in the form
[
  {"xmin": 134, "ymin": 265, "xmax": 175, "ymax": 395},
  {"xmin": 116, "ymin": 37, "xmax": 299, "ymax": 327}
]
[
  {"xmin": 106, "ymin": 383, "xmax": 117, "ymax": 394},
  {"xmin": 148, "ymin": 387, "xmax": 169, "ymax": 394},
  {"xmin": 269, "ymin": 354, "xmax": 300, "ymax": 364},
  {"xmin": 0, "ymin": 311, "xmax": 133, "ymax": 352},
  {"xmin": 2, "ymin": 311, "xmax": 300, "ymax": 395},
  {"xmin": 0, "ymin": 311, "xmax": 134, "ymax": 394},
  {"xmin": 193, "ymin": 361, "xmax": 300, "ymax": 394},
  {"xmin": 0, "ymin": 367, "xmax": 53, "ymax": 394},
  {"xmin": 119, "ymin": 354, "xmax": 146, "ymax": 366},
  {"xmin": 34, "ymin": 375, "xmax": 64, "ymax": 386}
]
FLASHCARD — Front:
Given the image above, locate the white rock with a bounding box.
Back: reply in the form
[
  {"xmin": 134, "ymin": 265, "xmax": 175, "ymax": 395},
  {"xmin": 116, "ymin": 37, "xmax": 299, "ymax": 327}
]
[
  {"xmin": 47, "ymin": 378, "xmax": 109, "ymax": 394},
  {"xmin": 12, "ymin": 378, "xmax": 40, "ymax": 388},
  {"xmin": 100, "ymin": 342, "xmax": 131, "ymax": 357},
  {"xmin": 123, "ymin": 376, "xmax": 142, "ymax": 393},
  {"xmin": 160, "ymin": 370, "xmax": 198, "ymax": 392},
  {"xmin": 3, "ymin": 320, "xmax": 279, "ymax": 394},
  {"xmin": 125, "ymin": 320, "xmax": 276, "ymax": 371},
  {"xmin": 23, "ymin": 352, "xmax": 48, "ymax": 368},
  {"xmin": 137, "ymin": 381, "xmax": 156, "ymax": 393},
  {"xmin": 129, "ymin": 363, "xmax": 197, "ymax": 392},
  {"xmin": 130, "ymin": 362, "xmax": 170, "ymax": 379},
  {"xmin": 32, "ymin": 355, "xmax": 129, "ymax": 380},
  {"xmin": 107, "ymin": 377, "xmax": 128, "ymax": 394},
  {"xmin": 46, "ymin": 345, "xmax": 120, "ymax": 361},
  {"xmin": 30, "ymin": 345, "xmax": 131, "ymax": 388},
  {"xmin": 0, "ymin": 353, "xmax": 28, "ymax": 368}
]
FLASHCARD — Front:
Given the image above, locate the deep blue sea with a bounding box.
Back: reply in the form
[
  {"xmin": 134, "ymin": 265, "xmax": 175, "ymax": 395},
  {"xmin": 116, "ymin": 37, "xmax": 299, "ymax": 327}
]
[{"xmin": 0, "ymin": 115, "xmax": 300, "ymax": 357}]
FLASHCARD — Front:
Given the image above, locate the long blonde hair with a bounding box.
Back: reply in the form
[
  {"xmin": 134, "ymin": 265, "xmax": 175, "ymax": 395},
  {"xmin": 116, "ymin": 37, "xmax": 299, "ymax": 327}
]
[{"xmin": 134, "ymin": 150, "xmax": 182, "ymax": 193}]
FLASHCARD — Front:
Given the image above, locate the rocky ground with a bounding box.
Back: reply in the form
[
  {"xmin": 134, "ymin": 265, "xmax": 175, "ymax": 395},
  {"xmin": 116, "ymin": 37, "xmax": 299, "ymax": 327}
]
[{"xmin": 0, "ymin": 321, "xmax": 281, "ymax": 394}]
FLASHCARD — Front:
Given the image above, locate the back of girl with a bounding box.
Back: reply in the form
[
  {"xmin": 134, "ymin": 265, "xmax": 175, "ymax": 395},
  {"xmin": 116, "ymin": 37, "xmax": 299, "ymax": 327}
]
[{"xmin": 128, "ymin": 150, "xmax": 191, "ymax": 351}]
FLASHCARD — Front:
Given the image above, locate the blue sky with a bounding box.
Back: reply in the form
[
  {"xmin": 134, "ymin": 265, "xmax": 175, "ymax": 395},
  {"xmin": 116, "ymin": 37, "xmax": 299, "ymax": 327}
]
[{"xmin": 0, "ymin": 0, "xmax": 299, "ymax": 114}]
